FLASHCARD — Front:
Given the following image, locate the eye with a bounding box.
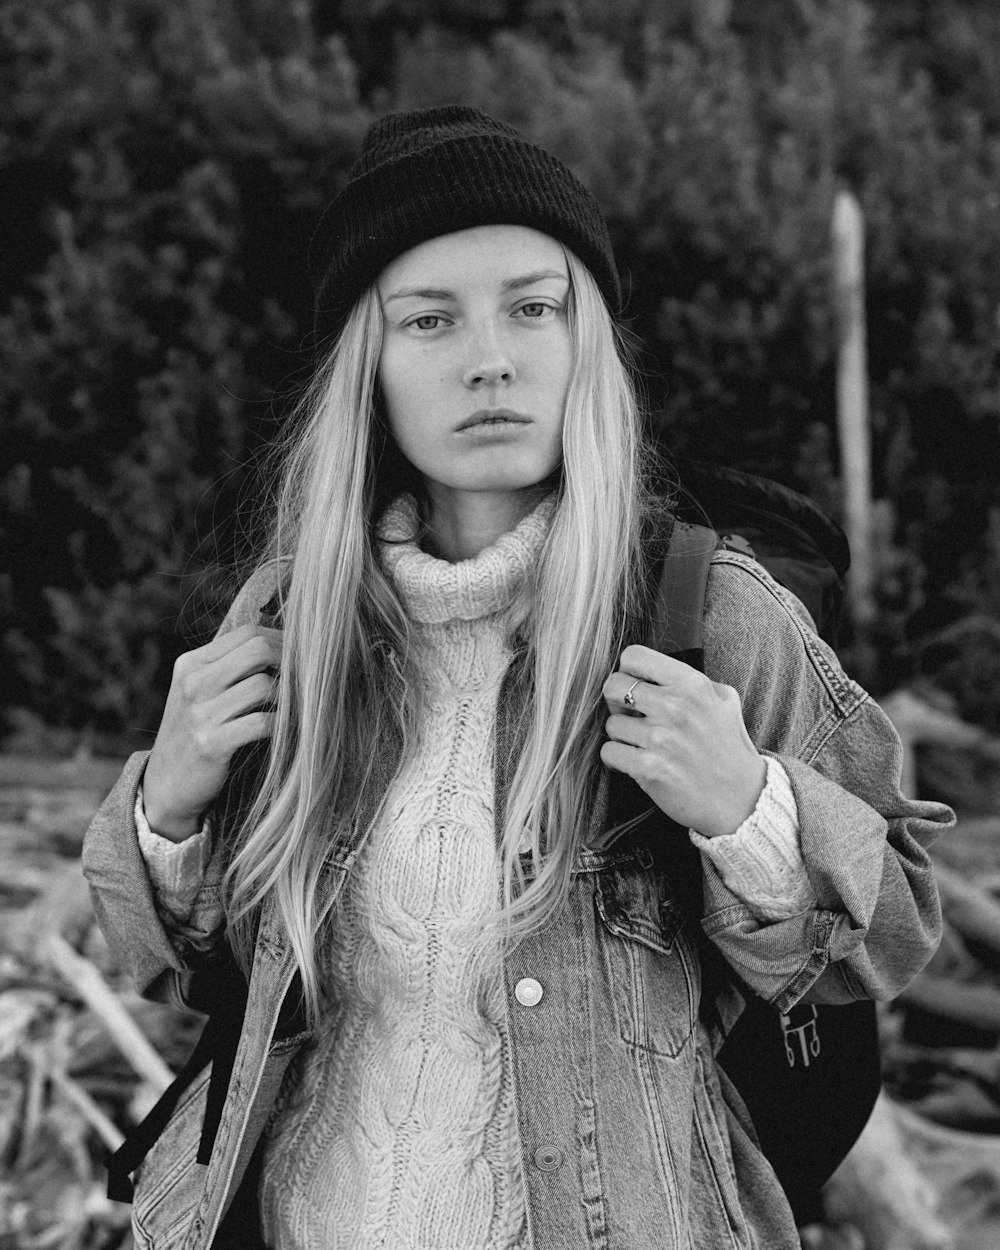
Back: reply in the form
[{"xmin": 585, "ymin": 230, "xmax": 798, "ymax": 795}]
[
  {"xmin": 408, "ymin": 314, "xmax": 445, "ymax": 331},
  {"xmin": 517, "ymin": 302, "xmax": 551, "ymax": 319}
]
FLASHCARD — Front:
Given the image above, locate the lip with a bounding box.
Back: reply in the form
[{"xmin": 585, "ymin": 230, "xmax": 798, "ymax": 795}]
[{"xmin": 456, "ymin": 408, "xmax": 532, "ymax": 432}]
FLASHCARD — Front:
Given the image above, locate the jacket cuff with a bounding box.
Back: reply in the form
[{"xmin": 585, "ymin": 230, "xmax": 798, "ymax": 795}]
[{"xmin": 690, "ymin": 757, "xmax": 816, "ymax": 922}]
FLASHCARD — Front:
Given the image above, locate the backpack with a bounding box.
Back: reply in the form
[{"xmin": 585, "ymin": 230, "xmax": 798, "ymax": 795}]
[
  {"xmin": 108, "ymin": 463, "xmax": 880, "ymax": 1230},
  {"xmin": 662, "ymin": 457, "xmax": 881, "ymax": 1227}
]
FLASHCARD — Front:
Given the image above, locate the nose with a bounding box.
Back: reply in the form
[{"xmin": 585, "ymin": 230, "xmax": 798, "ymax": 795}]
[{"xmin": 462, "ymin": 322, "xmax": 516, "ymax": 389}]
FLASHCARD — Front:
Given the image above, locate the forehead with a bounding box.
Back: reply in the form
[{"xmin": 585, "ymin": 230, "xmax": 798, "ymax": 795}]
[{"xmin": 376, "ymin": 224, "xmax": 567, "ymax": 291}]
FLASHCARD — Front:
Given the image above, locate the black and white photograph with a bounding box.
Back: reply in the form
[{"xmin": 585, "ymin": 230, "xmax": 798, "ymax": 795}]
[{"xmin": 2, "ymin": 2, "xmax": 1000, "ymax": 1247}]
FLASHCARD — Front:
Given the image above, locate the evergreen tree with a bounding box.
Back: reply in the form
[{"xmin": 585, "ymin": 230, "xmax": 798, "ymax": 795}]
[
  {"xmin": 2, "ymin": 0, "xmax": 999, "ymax": 744},
  {"xmin": 0, "ymin": 0, "xmax": 364, "ymax": 747}
]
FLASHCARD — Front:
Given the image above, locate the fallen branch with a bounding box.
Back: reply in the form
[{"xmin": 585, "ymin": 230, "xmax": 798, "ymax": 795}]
[
  {"xmin": 16, "ymin": 1045, "xmax": 46, "ymax": 1172},
  {"xmin": 945, "ymin": 816, "xmax": 1000, "ymax": 842},
  {"xmin": 882, "ymin": 689, "xmax": 987, "ymax": 749},
  {"xmin": 824, "ymin": 1092, "xmax": 953, "ymax": 1250},
  {"xmin": 898, "ymin": 971, "xmax": 1000, "ymax": 1032},
  {"xmin": 924, "ymin": 919, "xmax": 982, "ymax": 979},
  {"xmin": 968, "ymin": 870, "xmax": 1000, "ymax": 895},
  {"xmin": 44, "ymin": 933, "xmax": 172, "ymax": 1097},
  {"xmin": 933, "ymin": 861, "xmax": 1000, "ymax": 957},
  {"xmin": 48, "ymin": 1067, "xmax": 124, "ymax": 1153}
]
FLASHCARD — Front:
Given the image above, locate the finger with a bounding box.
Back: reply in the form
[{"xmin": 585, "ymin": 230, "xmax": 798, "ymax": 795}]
[
  {"xmin": 605, "ymin": 712, "xmax": 651, "ymax": 748},
  {"xmin": 198, "ymin": 622, "xmax": 273, "ymax": 662},
  {"xmin": 603, "ymin": 672, "xmax": 655, "ymax": 715},
  {"xmin": 218, "ymin": 632, "xmax": 282, "ymax": 680},
  {"xmin": 208, "ymin": 672, "xmax": 277, "ymax": 726},
  {"xmin": 194, "ymin": 633, "xmax": 282, "ymax": 701},
  {"xmin": 600, "ymin": 738, "xmax": 646, "ymax": 778},
  {"xmin": 217, "ymin": 710, "xmax": 276, "ymax": 753},
  {"xmin": 616, "ymin": 644, "xmax": 699, "ymax": 689}
]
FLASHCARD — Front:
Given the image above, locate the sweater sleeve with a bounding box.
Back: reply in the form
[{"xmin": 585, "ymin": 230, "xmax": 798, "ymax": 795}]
[
  {"xmin": 690, "ymin": 756, "xmax": 816, "ymax": 922},
  {"xmin": 134, "ymin": 785, "xmax": 213, "ymax": 923}
]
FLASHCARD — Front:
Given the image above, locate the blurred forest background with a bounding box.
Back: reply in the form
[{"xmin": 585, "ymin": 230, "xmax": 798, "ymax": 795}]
[{"xmin": 3, "ymin": 0, "xmax": 1000, "ymax": 756}]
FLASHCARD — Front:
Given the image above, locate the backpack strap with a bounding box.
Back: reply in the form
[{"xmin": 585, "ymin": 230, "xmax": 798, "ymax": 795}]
[
  {"xmin": 645, "ymin": 520, "xmax": 719, "ymax": 670},
  {"xmin": 105, "ymin": 591, "xmax": 292, "ymax": 1206}
]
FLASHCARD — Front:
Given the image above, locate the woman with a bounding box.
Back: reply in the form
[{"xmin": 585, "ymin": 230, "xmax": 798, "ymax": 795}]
[{"xmin": 83, "ymin": 106, "xmax": 950, "ymax": 1250}]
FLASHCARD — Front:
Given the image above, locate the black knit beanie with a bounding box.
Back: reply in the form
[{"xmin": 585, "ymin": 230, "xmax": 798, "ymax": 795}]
[{"xmin": 309, "ymin": 105, "xmax": 621, "ymax": 348}]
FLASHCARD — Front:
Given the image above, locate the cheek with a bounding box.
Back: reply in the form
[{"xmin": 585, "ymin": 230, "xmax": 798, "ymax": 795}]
[
  {"xmin": 384, "ymin": 406, "xmax": 426, "ymax": 469},
  {"xmin": 542, "ymin": 420, "xmax": 566, "ymax": 477},
  {"xmin": 379, "ymin": 357, "xmax": 421, "ymax": 454},
  {"xmin": 379, "ymin": 347, "xmax": 445, "ymax": 431},
  {"xmin": 544, "ymin": 336, "xmax": 573, "ymax": 404}
]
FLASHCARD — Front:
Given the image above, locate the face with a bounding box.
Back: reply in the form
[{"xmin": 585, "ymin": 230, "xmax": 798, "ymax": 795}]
[{"xmin": 376, "ymin": 224, "xmax": 573, "ymax": 512}]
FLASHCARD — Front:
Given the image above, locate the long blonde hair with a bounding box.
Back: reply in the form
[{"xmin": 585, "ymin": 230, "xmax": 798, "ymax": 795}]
[{"xmin": 224, "ymin": 248, "xmax": 653, "ymax": 1024}]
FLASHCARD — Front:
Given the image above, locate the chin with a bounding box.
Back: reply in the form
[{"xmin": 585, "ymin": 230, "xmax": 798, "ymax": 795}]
[
  {"xmin": 469, "ymin": 476, "xmax": 555, "ymax": 496},
  {"xmin": 465, "ymin": 463, "xmax": 561, "ymax": 495}
]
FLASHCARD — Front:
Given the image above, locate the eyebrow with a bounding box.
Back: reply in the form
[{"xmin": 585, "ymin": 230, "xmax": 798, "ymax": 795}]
[{"xmin": 383, "ymin": 268, "xmax": 569, "ymax": 303}]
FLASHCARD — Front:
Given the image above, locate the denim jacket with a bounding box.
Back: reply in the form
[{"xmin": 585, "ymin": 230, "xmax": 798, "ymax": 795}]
[{"xmin": 82, "ymin": 548, "xmax": 951, "ymax": 1250}]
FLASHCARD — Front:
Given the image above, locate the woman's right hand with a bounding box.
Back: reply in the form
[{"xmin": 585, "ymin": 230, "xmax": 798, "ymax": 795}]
[{"xmin": 141, "ymin": 624, "xmax": 283, "ymax": 841}]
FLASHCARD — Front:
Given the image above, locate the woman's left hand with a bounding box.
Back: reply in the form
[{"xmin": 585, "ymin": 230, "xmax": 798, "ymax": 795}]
[{"xmin": 601, "ymin": 644, "xmax": 767, "ymax": 838}]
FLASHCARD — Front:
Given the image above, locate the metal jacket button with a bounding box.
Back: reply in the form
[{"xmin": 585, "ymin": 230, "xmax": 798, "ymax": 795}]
[
  {"xmin": 533, "ymin": 1144, "xmax": 563, "ymax": 1171},
  {"xmin": 514, "ymin": 977, "xmax": 543, "ymax": 1006}
]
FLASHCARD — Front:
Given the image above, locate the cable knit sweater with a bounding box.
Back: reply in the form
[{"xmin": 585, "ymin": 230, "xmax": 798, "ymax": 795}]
[
  {"xmin": 256, "ymin": 497, "xmax": 547, "ymax": 1250},
  {"xmin": 136, "ymin": 494, "xmax": 814, "ymax": 1250}
]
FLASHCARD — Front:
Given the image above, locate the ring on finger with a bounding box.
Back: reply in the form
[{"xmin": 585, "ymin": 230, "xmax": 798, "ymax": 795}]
[{"xmin": 623, "ymin": 678, "xmax": 641, "ymax": 709}]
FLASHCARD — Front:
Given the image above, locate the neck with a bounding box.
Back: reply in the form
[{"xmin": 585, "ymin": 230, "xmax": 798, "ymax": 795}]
[{"xmin": 422, "ymin": 486, "xmax": 549, "ymax": 561}]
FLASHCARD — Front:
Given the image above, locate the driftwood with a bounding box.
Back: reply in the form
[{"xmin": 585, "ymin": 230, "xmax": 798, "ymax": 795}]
[
  {"xmin": 43, "ymin": 932, "xmax": 173, "ymax": 1097},
  {"xmin": 825, "ymin": 1093, "xmax": 953, "ymax": 1250},
  {"xmin": 882, "ymin": 690, "xmax": 991, "ymax": 753},
  {"xmin": 898, "ymin": 975, "xmax": 1000, "ymax": 1033},
  {"xmin": 898, "ymin": 862, "xmax": 1000, "ymax": 1033},
  {"xmin": 882, "ymin": 688, "xmax": 1000, "ymax": 801},
  {"xmin": 800, "ymin": 1224, "xmax": 866, "ymax": 1250},
  {"xmin": 824, "ymin": 1091, "xmax": 1000, "ymax": 1249},
  {"xmin": 934, "ymin": 861, "xmax": 1000, "ymax": 957},
  {"xmin": 6, "ymin": 723, "xmax": 1000, "ymax": 1248},
  {"xmin": 0, "ymin": 757, "xmax": 195, "ymax": 1249},
  {"xmin": 48, "ymin": 1065, "xmax": 125, "ymax": 1152}
]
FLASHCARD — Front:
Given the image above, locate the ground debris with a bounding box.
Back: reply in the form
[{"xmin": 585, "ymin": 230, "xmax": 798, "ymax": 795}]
[
  {"xmin": 830, "ymin": 698, "xmax": 1000, "ymax": 1250},
  {"xmin": 0, "ymin": 757, "xmax": 201, "ymax": 1250},
  {"xmin": 3, "ymin": 729, "xmax": 1000, "ymax": 1250}
]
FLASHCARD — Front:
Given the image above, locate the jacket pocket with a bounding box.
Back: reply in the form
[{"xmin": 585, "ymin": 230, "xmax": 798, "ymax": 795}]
[{"xmin": 594, "ymin": 858, "xmax": 699, "ymax": 1058}]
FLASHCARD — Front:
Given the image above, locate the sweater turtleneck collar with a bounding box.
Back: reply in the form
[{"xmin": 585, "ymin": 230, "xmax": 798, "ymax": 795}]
[{"xmin": 378, "ymin": 494, "xmax": 557, "ymax": 626}]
